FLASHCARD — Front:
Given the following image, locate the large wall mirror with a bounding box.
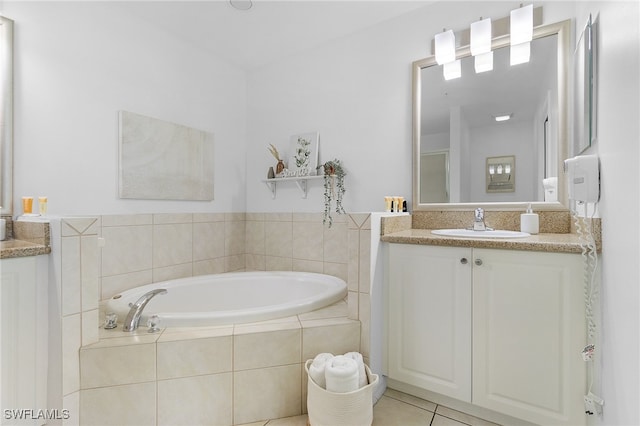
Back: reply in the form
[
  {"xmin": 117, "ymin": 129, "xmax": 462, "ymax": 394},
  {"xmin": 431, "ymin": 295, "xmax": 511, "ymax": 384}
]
[
  {"xmin": 0, "ymin": 16, "xmax": 13, "ymax": 216},
  {"xmin": 413, "ymin": 18, "xmax": 570, "ymax": 211}
]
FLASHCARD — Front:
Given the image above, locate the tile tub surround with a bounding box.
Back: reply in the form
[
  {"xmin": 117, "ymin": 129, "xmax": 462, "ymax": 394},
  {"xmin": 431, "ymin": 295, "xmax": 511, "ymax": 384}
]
[
  {"xmin": 80, "ymin": 301, "xmax": 360, "ymax": 426},
  {"xmin": 51, "ymin": 212, "xmax": 373, "ymax": 424}
]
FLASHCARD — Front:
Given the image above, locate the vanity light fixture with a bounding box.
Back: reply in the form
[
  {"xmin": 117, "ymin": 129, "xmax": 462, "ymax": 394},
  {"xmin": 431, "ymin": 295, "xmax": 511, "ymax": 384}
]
[
  {"xmin": 435, "ymin": 29, "xmax": 461, "ymax": 80},
  {"xmin": 471, "ymin": 18, "xmax": 493, "ymax": 73},
  {"xmin": 510, "ymin": 4, "xmax": 533, "ymax": 65},
  {"xmin": 229, "ymin": 0, "xmax": 252, "ymax": 11}
]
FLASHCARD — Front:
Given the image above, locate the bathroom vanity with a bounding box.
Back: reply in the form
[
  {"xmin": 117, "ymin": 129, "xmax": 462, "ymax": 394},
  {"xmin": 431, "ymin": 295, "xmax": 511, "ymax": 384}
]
[{"xmin": 380, "ymin": 213, "xmax": 599, "ymax": 426}]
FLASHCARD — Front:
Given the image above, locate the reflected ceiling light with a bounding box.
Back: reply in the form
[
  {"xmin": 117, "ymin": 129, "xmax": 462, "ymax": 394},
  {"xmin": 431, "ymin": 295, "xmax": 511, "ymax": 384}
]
[
  {"xmin": 435, "ymin": 29, "xmax": 456, "ymax": 65},
  {"xmin": 510, "ymin": 4, "xmax": 533, "ymax": 65},
  {"xmin": 494, "ymin": 114, "xmax": 513, "ymax": 122},
  {"xmin": 471, "ymin": 17, "xmax": 493, "ymax": 72},
  {"xmin": 443, "ymin": 60, "xmax": 461, "ymax": 80}
]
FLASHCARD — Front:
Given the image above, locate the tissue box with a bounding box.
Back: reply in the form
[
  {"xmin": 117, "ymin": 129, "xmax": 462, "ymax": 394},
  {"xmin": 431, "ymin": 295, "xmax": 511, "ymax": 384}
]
[{"xmin": 305, "ymin": 359, "xmax": 379, "ymax": 426}]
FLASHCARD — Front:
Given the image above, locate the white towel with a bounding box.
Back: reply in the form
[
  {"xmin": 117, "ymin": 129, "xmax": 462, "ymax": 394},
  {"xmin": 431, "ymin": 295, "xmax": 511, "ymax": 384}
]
[
  {"xmin": 344, "ymin": 351, "xmax": 368, "ymax": 388},
  {"xmin": 325, "ymin": 355, "xmax": 359, "ymax": 393},
  {"xmin": 309, "ymin": 353, "xmax": 334, "ymax": 389}
]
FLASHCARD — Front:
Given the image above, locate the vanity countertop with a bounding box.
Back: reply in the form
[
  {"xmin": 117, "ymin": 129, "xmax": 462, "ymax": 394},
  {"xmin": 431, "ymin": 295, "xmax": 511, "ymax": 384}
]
[
  {"xmin": 381, "ymin": 229, "xmax": 596, "ymax": 254},
  {"xmin": 1, "ymin": 239, "xmax": 51, "ymax": 259}
]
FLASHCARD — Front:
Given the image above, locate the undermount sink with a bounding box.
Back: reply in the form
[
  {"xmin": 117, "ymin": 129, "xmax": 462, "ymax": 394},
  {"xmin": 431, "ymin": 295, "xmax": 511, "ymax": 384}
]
[{"xmin": 431, "ymin": 229, "xmax": 531, "ymax": 239}]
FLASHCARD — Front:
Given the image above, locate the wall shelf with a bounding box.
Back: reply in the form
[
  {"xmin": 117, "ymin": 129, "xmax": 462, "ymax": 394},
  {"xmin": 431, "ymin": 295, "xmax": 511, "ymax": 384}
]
[{"xmin": 262, "ymin": 175, "xmax": 325, "ymax": 199}]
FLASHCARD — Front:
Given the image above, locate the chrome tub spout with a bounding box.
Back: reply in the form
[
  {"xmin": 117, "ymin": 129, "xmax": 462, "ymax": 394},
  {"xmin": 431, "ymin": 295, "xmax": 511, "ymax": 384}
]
[{"xmin": 123, "ymin": 288, "xmax": 167, "ymax": 332}]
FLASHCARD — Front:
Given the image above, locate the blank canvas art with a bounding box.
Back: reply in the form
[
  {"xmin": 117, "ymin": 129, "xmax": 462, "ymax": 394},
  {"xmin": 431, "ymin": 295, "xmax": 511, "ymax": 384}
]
[{"xmin": 118, "ymin": 111, "xmax": 214, "ymax": 200}]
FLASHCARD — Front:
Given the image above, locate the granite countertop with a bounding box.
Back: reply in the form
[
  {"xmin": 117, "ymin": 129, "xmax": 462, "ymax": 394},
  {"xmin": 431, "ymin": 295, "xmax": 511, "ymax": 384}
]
[
  {"xmin": 0, "ymin": 239, "xmax": 51, "ymax": 259},
  {"xmin": 381, "ymin": 228, "xmax": 595, "ymax": 254}
]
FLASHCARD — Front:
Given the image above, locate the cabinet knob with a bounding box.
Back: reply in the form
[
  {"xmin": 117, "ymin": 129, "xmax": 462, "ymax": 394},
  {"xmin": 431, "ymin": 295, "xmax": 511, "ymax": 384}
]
[
  {"xmin": 474, "ymin": 258, "xmax": 483, "ymax": 266},
  {"xmin": 460, "ymin": 258, "xmax": 468, "ymax": 264}
]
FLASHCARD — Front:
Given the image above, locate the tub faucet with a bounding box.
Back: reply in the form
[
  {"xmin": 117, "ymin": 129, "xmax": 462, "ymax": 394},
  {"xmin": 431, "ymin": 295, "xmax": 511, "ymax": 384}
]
[{"xmin": 123, "ymin": 289, "xmax": 167, "ymax": 332}]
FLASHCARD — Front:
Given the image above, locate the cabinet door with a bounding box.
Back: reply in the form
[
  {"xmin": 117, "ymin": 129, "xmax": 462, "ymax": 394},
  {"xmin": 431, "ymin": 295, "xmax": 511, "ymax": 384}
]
[
  {"xmin": 472, "ymin": 249, "xmax": 586, "ymax": 426},
  {"xmin": 387, "ymin": 244, "xmax": 472, "ymax": 401}
]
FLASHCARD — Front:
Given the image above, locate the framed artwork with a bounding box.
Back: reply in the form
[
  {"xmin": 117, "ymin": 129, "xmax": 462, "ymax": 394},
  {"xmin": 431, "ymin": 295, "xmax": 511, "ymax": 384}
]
[
  {"xmin": 119, "ymin": 111, "xmax": 214, "ymax": 200},
  {"xmin": 287, "ymin": 132, "xmax": 319, "ymax": 177},
  {"xmin": 486, "ymin": 155, "xmax": 515, "ymax": 193}
]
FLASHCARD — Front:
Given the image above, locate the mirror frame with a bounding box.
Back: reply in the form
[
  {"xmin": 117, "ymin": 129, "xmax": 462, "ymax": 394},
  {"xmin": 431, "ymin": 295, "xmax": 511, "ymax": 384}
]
[
  {"xmin": 1, "ymin": 16, "xmax": 13, "ymax": 216},
  {"xmin": 412, "ymin": 19, "xmax": 571, "ymax": 212}
]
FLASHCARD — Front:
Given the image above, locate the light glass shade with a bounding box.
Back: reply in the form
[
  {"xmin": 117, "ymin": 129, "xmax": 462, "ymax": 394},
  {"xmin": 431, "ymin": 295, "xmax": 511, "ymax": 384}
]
[
  {"xmin": 510, "ymin": 4, "xmax": 533, "ymax": 45},
  {"xmin": 435, "ymin": 30, "xmax": 456, "ymax": 65},
  {"xmin": 510, "ymin": 42, "xmax": 530, "ymax": 65},
  {"xmin": 470, "ymin": 18, "xmax": 492, "ymax": 56},
  {"xmin": 443, "ymin": 60, "xmax": 461, "ymax": 80},
  {"xmin": 474, "ymin": 51, "xmax": 493, "ymax": 73}
]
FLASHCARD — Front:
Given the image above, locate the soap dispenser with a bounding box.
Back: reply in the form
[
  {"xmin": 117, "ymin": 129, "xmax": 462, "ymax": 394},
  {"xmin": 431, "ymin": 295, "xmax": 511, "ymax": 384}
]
[{"xmin": 520, "ymin": 204, "xmax": 539, "ymax": 234}]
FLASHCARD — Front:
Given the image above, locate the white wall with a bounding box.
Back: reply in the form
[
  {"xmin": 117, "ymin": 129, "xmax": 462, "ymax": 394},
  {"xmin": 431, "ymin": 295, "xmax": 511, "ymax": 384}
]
[
  {"xmin": 245, "ymin": 1, "xmax": 577, "ymax": 213},
  {"xmin": 3, "ymin": 2, "xmax": 247, "ymax": 215},
  {"xmin": 574, "ymin": 2, "xmax": 640, "ymax": 425},
  {"xmin": 246, "ymin": 1, "xmax": 639, "ymax": 424}
]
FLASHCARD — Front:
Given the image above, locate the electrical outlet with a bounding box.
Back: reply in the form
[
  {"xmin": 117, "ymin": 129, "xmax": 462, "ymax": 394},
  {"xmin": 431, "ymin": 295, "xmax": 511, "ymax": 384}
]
[{"xmin": 584, "ymin": 393, "xmax": 604, "ymax": 416}]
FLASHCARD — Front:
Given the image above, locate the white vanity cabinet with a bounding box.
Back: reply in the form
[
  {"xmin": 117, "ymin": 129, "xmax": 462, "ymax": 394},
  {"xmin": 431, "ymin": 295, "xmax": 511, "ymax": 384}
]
[
  {"xmin": 386, "ymin": 244, "xmax": 472, "ymax": 402},
  {"xmin": 386, "ymin": 244, "xmax": 587, "ymax": 426}
]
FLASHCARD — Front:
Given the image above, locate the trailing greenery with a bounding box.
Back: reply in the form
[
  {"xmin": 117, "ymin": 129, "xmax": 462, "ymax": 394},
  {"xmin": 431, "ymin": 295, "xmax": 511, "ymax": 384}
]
[{"xmin": 317, "ymin": 159, "xmax": 346, "ymax": 227}]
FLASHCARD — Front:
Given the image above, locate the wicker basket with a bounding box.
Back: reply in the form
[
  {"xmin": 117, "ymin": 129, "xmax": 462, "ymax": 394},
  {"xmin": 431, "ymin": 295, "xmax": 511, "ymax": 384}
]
[{"xmin": 305, "ymin": 359, "xmax": 379, "ymax": 426}]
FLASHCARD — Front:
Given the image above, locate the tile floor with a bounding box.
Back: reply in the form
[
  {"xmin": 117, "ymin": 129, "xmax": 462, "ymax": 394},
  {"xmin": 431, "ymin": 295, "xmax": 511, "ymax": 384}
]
[{"xmin": 243, "ymin": 388, "xmax": 500, "ymax": 426}]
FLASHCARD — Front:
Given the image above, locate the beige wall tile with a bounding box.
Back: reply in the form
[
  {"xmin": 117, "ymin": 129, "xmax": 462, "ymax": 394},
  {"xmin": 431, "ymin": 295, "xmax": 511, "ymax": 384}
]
[
  {"xmin": 101, "ymin": 270, "xmax": 152, "ymax": 300},
  {"xmin": 292, "ymin": 259, "xmax": 323, "ymax": 274},
  {"xmin": 80, "ymin": 343, "xmax": 156, "ymax": 388},
  {"xmin": 153, "ymin": 213, "xmax": 193, "ymax": 225},
  {"xmin": 323, "ymin": 261, "xmax": 347, "ymax": 282},
  {"xmin": 359, "ymin": 229, "xmax": 371, "ymax": 293},
  {"xmin": 62, "ymin": 314, "xmax": 81, "ymax": 395},
  {"xmin": 292, "ymin": 222, "xmax": 323, "ymax": 261},
  {"xmin": 246, "ymin": 212, "xmax": 265, "ymax": 221},
  {"xmin": 359, "ymin": 293, "xmax": 371, "ymax": 359},
  {"xmin": 101, "ymin": 214, "xmax": 153, "ymax": 227},
  {"xmin": 266, "ymin": 256, "xmax": 293, "ymax": 271},
  {"xmin": 193, "ymin": 258, "xmax": 225, "ymax": 276},
  {"xmin": 347, "ymin": 291, "xmax": 359, "ymax": 320},
  {"xmin": 301, "ymin": 320, "xmax": 360, "ymax": 360},
  {"xmin": 193, "ymin": 212, "xmax": 225, "ymax": 223},
  {"xmin": 245, "ymin": 254, "xmax": 266, "ymax": 271},
  {"xmin": 157, "ymin": 373, "xmax": 232, "ymax": 426},
  {"xmin": 347, "ymin": 229, "xmax": 360, "ymax": 292},
  {"xmin": 225, "ymin": 220, "xmax": 246, "ymax": 256},
  {"xmin": 234, "ymin": 364, "xmax": 302, "ymax": 424},
  {"xmin": 265, "ymin": 212, "xmax": 292, "ymax": 222},
  {"xmin": 157, "ymin": 336, "xmax": 232, "ymax": 380},
  {"xmin": 193, "ymin": 221, "xmax": 225, "ymax": 260},
  {"xmin": 61, "ymin": 236, "xmax": 81, "ymax": 315},
  {"xmin": 81, "ymin": 309, "xmax": 99, "ymax": 347},
  {"xmin": 62, "ymin": 391, "xmax": 80, "ymax": 426},
  {"xmin": 225, "ymin": 254, "xmax": 245, "ymax": 272},
  {"xmin": 265, "ymin": 221, "xmax": 292, "ymax": 258},
  {"xmin": 323, "ymin": 222, "xmax": 347, "ymax": 263},
  {"xmin": 245, "ymin": 220, "xmax": 265, "ymax": 255},
  {"xmin": 153, "ymin": 223, "xmax": 193, "ymax": 268},
  {"xmin": 81, "ymin": 235, "xmax": 99, "ymax": 311},
  {"xmin": 298, "ymin": 300, "xmax": 348, "ymax": 321},
  {"xmin": 153, "ymin": 262, "xmax": 192, "ymax": 282},
  {"xmin": 101, "ymin": 225, "xmax": 152, "ymax": 276},
  {"xmin": 80, "ymin": 382, "xmax": 156, "ymax": 426},
  {"xmin": 235, "ymin": 329, "xmax": 301, "ymax": 370}
]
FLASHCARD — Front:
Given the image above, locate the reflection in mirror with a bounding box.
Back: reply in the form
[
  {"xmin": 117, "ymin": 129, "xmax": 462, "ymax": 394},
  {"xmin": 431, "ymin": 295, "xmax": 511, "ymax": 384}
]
[
  {"xmin": 0, "ymin": 16, "xmax": 13, "ymax": 216},
  {"xmin": 573, "ymin": 14, "xmax": 596, "ymax": 155},
  {"xmin": 413, "ymin": 20, "xmax": 570, "ymax": 211}
]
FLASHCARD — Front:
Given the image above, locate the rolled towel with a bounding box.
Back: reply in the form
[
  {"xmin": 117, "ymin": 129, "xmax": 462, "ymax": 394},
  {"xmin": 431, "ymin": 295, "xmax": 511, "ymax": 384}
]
[
  {"xmin": 344, "ymin": 351, "xmax": 368, "ymax": 388},
  {"xmin": 309, "ymin": 353, "xmax": 334, "ymax": 389},
  {"xmin": 325, "ymin": 355, "xmax": 359, "ymax": 393}
]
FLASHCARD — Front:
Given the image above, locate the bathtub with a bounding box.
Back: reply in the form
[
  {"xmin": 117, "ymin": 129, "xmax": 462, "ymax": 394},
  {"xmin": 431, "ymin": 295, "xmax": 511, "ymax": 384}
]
[{"xmin": 104, "ymin": 271, "xmax": 348, "ymax": 328}]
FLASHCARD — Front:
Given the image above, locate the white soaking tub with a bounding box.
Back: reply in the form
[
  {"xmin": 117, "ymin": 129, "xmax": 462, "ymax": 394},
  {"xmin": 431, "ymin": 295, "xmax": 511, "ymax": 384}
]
[{"xmin": 104, "ymin": 271, "xmax": 347, "ymax": 327}]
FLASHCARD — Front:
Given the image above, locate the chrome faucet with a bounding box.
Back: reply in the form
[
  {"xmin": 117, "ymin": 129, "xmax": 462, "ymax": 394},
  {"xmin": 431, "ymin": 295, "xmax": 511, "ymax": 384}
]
[
  {"xmin": 472, "ymin": 208, "xmax": 492, "ymax": 231},
  {"xmin": 123, "ymin": 289, "xmax": 167, "ymax": 332}
]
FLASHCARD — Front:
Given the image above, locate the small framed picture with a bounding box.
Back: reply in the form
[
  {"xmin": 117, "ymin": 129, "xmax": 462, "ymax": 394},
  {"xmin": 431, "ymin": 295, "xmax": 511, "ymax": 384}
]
[{"xmin": 289, "ymin": 132, "xmax": 319, "ymax": 176}]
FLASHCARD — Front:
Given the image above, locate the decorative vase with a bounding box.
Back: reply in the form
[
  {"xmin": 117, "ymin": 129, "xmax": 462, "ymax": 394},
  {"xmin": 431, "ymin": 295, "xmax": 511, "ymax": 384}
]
[
  {"xmin": 276, "ymin": 160, "xmax": 285, "ymax": 175},
  {"xmin": 267, "ymin": 167, "xmax": 275, "ymax": 179}
]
